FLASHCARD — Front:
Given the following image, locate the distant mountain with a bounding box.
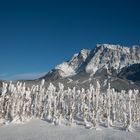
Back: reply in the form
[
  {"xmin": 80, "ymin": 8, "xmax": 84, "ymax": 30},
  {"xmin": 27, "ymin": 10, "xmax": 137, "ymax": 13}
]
[{"xmin": 40, "ymin": 44, "xmax": 140, "ymax": 91}]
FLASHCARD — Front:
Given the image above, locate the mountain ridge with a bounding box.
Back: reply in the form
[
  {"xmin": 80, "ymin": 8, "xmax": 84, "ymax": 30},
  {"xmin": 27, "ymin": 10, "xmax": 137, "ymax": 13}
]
[{"xmin": 42, "ymin": 44, "xmax": 140, "ymax": 79}]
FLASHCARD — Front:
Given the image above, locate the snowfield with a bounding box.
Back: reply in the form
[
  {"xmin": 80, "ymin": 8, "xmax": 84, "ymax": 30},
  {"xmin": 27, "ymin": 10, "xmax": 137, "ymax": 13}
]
[{"xmin": 0, "ymin": 119, "xmax": 140, "ymax": 140}]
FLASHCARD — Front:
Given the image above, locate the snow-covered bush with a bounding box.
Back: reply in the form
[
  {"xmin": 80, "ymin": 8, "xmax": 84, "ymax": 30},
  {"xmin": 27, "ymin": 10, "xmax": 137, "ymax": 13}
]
[{"xmin": 0, "ymin": 80, "xmax": 140, "ymax": 131}]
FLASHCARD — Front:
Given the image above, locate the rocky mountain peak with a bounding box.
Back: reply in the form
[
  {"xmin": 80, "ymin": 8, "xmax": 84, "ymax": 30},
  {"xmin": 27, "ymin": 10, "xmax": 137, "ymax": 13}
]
[
  {"xmin": 54, "ymin": 48, "xmax": 90, "ymax": 78},
  {"xmin": 85, "ymin": 44, "xmax": 140, "ymax": 75},
  {"xmin": 43, "ymin": 44, "xmax": 140, "ymax": 83}
]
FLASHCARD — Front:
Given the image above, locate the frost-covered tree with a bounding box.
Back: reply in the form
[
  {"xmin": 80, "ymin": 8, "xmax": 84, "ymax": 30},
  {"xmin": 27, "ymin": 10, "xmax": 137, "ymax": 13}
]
[
  {"xmin": 106, "ymin": 83, "xmax": 111, "ymax": 128},
  {"xmin": 127, "ymin": 90, "xmax": 133, "ymax": 131},
  {"xmin": 0, "ymin": 80, "xmax": 140, "ymax": 132}
]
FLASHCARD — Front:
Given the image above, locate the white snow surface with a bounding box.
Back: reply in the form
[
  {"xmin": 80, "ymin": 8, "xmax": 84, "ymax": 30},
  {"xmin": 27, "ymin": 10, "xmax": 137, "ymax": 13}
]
[{"xmin": 0, "ymin": 119, "xmax": 140, "ymax": 140}]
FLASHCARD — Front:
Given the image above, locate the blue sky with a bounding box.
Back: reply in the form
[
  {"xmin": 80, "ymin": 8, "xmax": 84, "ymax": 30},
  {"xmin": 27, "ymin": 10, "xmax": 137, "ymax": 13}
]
[{"xmin": 0, "ymin": 0, "xmax": 140, "ymax": 80}]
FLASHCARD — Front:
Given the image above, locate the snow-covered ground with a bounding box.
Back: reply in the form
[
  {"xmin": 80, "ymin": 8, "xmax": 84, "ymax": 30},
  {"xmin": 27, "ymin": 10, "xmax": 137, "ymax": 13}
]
[{"xmin": 0, "ymin": 119, "xmax": 140, "ymax": 140}]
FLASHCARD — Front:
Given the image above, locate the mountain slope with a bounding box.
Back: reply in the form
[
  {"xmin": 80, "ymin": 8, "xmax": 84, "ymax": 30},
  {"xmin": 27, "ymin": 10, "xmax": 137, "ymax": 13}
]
[{"xmin": 118, "ymin": 63, "xmax": 140, "ymax": 82}]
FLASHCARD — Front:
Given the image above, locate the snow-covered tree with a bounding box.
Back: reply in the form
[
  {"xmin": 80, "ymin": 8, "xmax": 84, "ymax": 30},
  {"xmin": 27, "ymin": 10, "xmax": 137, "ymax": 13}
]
[{"xmin": 0, "ymin": 80, "xmax": 140, "ymax": 132}]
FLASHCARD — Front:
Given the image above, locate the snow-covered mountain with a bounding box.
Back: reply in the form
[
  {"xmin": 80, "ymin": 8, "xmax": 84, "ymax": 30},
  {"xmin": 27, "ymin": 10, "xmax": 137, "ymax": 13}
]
[
  {"xmin": 42, "ymin": 44, "xmax": 140, "ymax": 87},
  {"xmin": 41, "ymin": 48, "xmax": 89, "ymax": 80},
  {"xmin": 54, "ymin": 48, "xmax": 90, "ymax": 77},
  {"xmin": 85, "ymin": 44, "xmax": 140, "ymax": 74}
]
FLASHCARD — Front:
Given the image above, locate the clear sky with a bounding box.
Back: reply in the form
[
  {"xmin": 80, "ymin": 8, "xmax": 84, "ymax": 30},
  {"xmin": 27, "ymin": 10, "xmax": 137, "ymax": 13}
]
[{"xmin": 0, "ymin": 0, "xmax": 140, "ymax": 80}]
